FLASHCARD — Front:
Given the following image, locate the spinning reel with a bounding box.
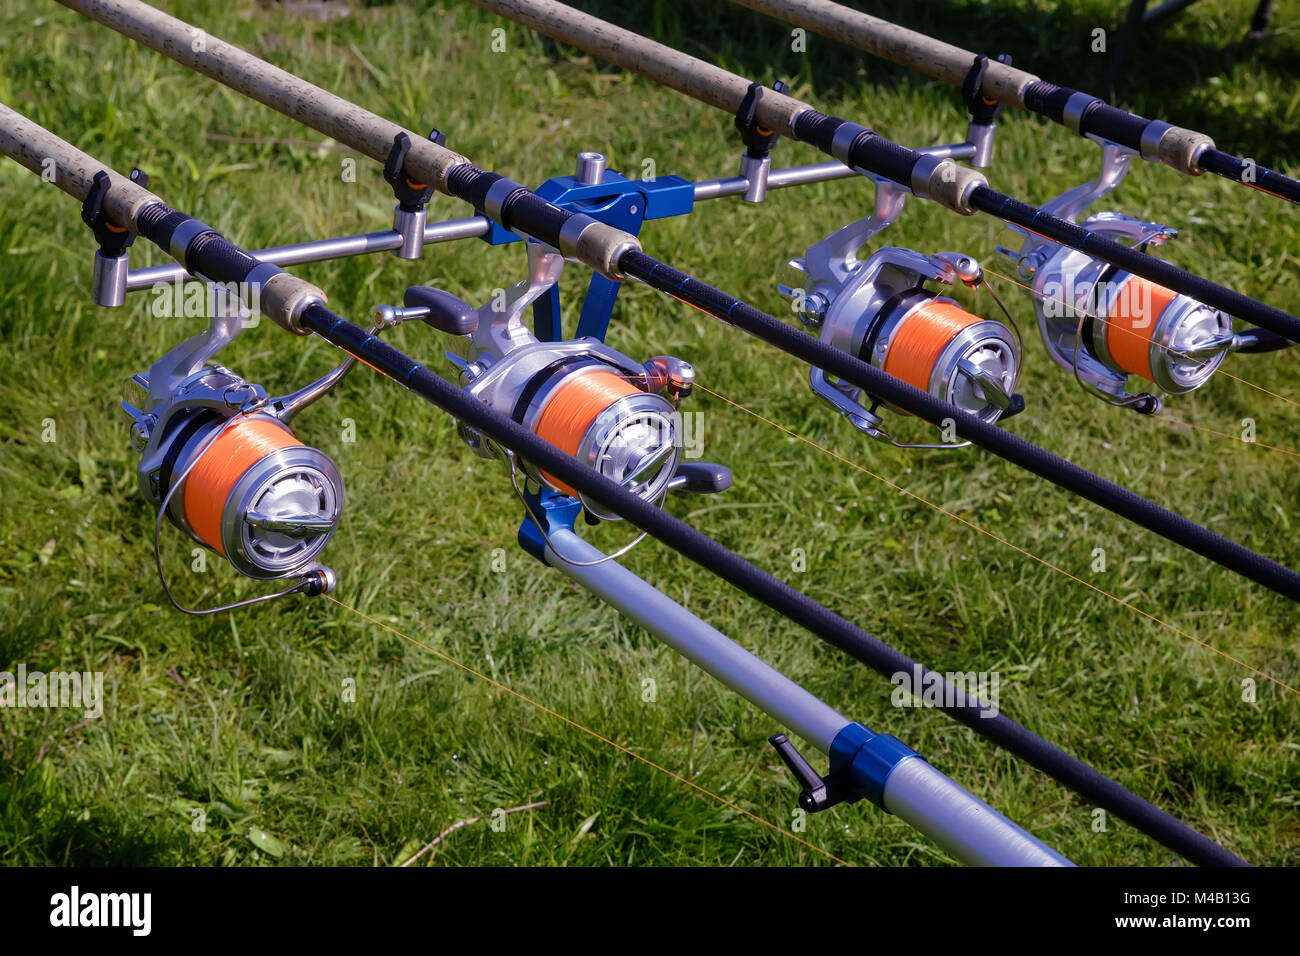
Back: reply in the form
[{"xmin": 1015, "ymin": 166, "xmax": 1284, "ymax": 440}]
[
  {"xmin": 122, "ymin": 289, "xmax": 358, "ymax": 613},
  {"xmin": 998, "ymin": 142, "xmax": 1237, "ymax": 413},
  {"xmin": 783, "ymin": 178, "xmax": 1023, "ymax": 446},
  {"xmin": 376, "ymin": 242, "xmax": 727, "ymax": 525}
]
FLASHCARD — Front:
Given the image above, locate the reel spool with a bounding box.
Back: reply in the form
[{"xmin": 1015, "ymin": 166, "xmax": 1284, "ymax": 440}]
[
  {"xmin": 787, "ymin": 235, "xmax": 1022, "ymax": 445},
  {"xmin": 861, "ymin": 288, "xmax": 1020, "ymax": 422},
  {"xmin": 515, "ymin": 357, "xmax": 685, "ymax": 519},
  {"xmin": 123, "ymin": 295, "xmax": 355, "ymax": 612},
  {"xmin": 143, "ymin": 397, "xmax": 342, "ymax": 581},
  {"xmin": 1001, "ymin": 141, "xmax": 1235, "ymax": 413}
]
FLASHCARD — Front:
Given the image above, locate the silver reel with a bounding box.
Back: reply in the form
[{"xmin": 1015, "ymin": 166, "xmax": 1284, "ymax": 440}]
[
  {"xmin": 998, "ymin": 141, "xmax": 1237, "ymax": 413},
  {"xmin": 782, "ymin": 178, "xmax": 1022, "ymax": 447},
  {"xmin": 122, "ymin": 289, "xmax": 354, "ymax": 612},
  {"xmin": 376, "ymin": 242, "xmax": 721, "ymax": 522}
]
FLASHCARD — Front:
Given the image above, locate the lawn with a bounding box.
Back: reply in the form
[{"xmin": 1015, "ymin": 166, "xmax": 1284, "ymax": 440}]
[{"xmin": 0, "ymin": 0, "xmax": 1297, "ymax": 866}]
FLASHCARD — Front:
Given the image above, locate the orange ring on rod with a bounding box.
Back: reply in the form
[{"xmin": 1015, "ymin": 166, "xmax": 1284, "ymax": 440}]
[
  {"xmin": 534, "ymin": 369, "xmax": 640, "ymax": 497},
  {"xmin": 882, "ymin": 299, "xmax": 983, "ymax": 396},
  {"xmin": 182, "ymin": 417, "xmax": 302, "ymax": 555},
  {"xmin": 1104, "ymin": 275, "xmax": 1178, "ymax": 381}
]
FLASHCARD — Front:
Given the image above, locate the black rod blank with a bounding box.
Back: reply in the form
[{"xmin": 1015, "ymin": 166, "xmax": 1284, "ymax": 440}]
[
  {"xmin": 790, "ymin": 109, "xmax": 1300, "ymax": 342},
  {"xmin": 296, "ymin": 302, "xmax": 1246, "ymax": 867}
]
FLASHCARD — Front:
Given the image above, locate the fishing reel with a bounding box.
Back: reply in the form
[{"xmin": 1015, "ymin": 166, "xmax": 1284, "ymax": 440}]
[
  {"xmin": 376, "ymin": 242, "xmax": 726, "ymax": 522},
  {"xmin": 122, "ymin": 290, "xmax": 353, "ymax": 613},
  {"xmin": 998, "ymin": 141, "xmax": 1236, "ymax": 413},
  {"xmin": 783, "ymin": 178, "xmax": 1023, "ymax": 446}
]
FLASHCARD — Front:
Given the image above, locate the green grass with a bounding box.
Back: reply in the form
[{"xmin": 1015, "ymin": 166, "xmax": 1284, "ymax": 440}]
[{"xmin": 0, "ymin": 0, "xmax": 1297, "ymax": 866}]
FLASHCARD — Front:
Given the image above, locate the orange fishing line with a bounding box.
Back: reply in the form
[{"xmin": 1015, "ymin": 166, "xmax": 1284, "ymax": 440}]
[
  {"xmin": 882, "ymin": 299, "xmax": 981, "ymax": 393},
  {"xmin": 1104, "ymin": 275, "xmax": 1178, "ymax": 380},
  {"xmin": 534, "ymin": 369, "xmax": 639, "ymax": 496},
  {"xmin": 182, "ymin": 417, "xmax": 302, "ymax": 554}
]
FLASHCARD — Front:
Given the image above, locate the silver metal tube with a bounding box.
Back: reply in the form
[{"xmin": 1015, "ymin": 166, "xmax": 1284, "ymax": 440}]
[
  {"xmin": 575, "ymin": 151, "xmax": 607, "ymax": 184},
  {"xmin": 884, "ymin": 756, "xmax": 1073, "ymax": 866},
  {"xmin": 694, "ymin": 160, "xmax": 857, "ymax": 201},
  {"xmin": 546, "ymin": 529, "xmax": 1072, "ymax": 867},
  {"xmin": 922, "ymin": 142, "xmax": 977, "ymax": 161},
  {"xmin": 545, "ymin": 528, "xmax": 848, "ymax": 750},
  {"xmin": 122, "ymin": 151, "xmax": 950, "ymax": 289},
  {"xmin": 125, "ymin": 216, "xmax": 491, "ymax": 290}
]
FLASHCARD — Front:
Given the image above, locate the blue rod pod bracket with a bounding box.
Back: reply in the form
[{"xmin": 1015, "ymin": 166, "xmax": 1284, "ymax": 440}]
[
  {"xmin": 477, "ymin": 160, "xmax": 695, "ymax": 343},
  {"xmin": 517, "ymin": 487, "xmax": 584, "ymax": 565},
  {"xmin": 770, "ymin": 722, "xmax": 923, "ymax": 813}
]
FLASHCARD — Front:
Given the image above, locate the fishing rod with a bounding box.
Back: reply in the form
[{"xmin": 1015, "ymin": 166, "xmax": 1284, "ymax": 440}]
[
  {"xmin": 462, "ymin": 0, "xmax": 1294, "ymax": 343},
  {"xmin": 730, "ymin": 0, "xmax": 1300, "ymax": 206},
  {"xmin": 0, "ymin": 92, "xmax": 1245, "ymax": 863},
  {"xmin": 56, "ymin": 0, "xmax": 1300, "ymax": 611},
  {"xmin": 0, "ymin": 100, "xmax": 1083, "ymax": 867},
  {"xmin": 724, "ymin": 2, "xmax": 1295, "ymax": 412},
  {"xmin": 462, "ymin": 0, "xmax": 1300, "ymax": 344}
]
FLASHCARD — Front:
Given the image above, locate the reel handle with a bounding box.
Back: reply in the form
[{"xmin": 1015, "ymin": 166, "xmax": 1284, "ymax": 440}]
[
  {"xmin": 666, "ymin": 461, "xmax": 733, "ymax": 495},
  {"xmin": 402, "ymin": 286, "xmax": 479, "ymax": 335}
]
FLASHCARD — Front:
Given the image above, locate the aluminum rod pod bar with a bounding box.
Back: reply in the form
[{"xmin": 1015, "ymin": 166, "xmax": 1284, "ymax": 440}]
[
  {"xmin": 466, "ymin": 0, "xmax": 1300, "ymax": 340},
  {"xmin": 543, "ymin": 528, "xmax": 1072, "ymax": 867},
  {"xmin": 0, "ymin": 100, "xmax": 329, "ymax": 336},
  {"xmin": 0, "ymin": 99, "xmax": 1244, "ymax": 866},
  {"xmin": 731, "ymin": 0, "xmax": 1300, "ymax": 203},
  {"xmin": 617, "ymin": 251, "xmax": 1300, "ymax": 604},
  {"xmin": 54, "ymin": 0, "xmax": 639, "ymax": 280}
]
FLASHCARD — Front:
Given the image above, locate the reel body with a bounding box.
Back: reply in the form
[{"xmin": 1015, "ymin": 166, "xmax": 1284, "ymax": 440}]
[
  {"xmin": 1027, "ymin": 235, "xmax": 1231, "ymax": 398},
  {"xmin": 127, "ymin": 366, "xmax": 343, "ymax": 580},
  {"xmin": 123, "ymin": 295, "xmax": 347, "ymax": 604},
  {"xmin": 1002, "ymin": 141, "xmax": 1234, "ymax": 411},
  {"xmin": 433, "ymin": 243, "xmax": 694, "ymax": 521},
  {"xmin": 460, "ymin": 341, "xmax": 690, "ymax": 520},
  {"xmin": 788, "ymin": 186, "xmax": 1021, "ymax": 445}
]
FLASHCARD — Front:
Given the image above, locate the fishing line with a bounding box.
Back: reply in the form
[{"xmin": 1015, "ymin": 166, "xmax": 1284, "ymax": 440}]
[
  {"xmin": 982, "ymin": 264, "xmax": 1300, "ymax": 414},
  {"xmin": 882, "ymin": 300, "xmax": 987, "ymax": 397},
  {"xmin": 1157, "ymin": 417, "xmax": 1300, "ymax": 462},
  {"xmin": 322, "ymin": 593, "xmax": 855, "ymax": 866},
  {"xmin": 691, "ymin": 380, "xmax": 1300, "ymax": 699},
  {"xmin": 533, "ymin": 368, "xmax": 647, "ymax": 498}
]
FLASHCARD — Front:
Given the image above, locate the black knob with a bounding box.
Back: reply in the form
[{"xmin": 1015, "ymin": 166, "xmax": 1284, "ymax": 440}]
[
  {"xmin": 404, "ymin": 286, "xmax": 478, "ymax": 335},
  {"xmin": 672, "ymin": 461, "xmax": 733, "ymax": 494}
]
